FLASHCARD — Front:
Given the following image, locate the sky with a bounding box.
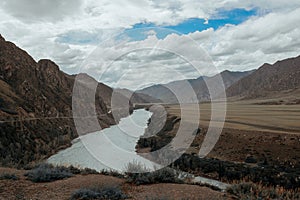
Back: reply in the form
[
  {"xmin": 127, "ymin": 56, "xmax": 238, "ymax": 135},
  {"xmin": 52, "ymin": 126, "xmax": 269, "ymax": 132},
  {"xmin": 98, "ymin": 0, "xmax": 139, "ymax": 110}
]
[{"xmin": 0, "ymin": 0, "xmax": 300, "ymax": 90}]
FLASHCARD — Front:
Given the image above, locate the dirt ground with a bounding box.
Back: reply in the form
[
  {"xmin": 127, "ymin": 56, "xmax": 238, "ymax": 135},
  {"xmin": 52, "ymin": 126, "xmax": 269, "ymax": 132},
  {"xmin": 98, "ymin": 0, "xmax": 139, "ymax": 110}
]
[
  {"xmin": 166, "ymin": 101, "xmax": 300, "ymax": 134},
  {"xmin": 165, "ymin": 100, "xmax": 300, "ymax": 164},
  {"xmin": 1, "ymin": 100, "xmax": 299, "ymax": 199},
  {"xmin": 0, "ymin": 168, "xmax": 227, "ymax": 200}
]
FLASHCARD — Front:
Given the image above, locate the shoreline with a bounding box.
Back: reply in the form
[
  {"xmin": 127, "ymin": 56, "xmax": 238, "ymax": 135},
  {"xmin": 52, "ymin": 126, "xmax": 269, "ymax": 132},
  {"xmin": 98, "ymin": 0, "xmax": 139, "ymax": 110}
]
[{"xmin": 134, "ymin": 103, "xmax": 300, "ymax": 189}]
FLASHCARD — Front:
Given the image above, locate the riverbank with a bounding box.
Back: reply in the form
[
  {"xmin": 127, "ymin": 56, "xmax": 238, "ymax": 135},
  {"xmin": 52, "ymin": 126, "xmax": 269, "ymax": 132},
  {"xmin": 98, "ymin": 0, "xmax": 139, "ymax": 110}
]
[{"xmin": 135, "ymin": 102, "xmax": 300, "ymax": 189}]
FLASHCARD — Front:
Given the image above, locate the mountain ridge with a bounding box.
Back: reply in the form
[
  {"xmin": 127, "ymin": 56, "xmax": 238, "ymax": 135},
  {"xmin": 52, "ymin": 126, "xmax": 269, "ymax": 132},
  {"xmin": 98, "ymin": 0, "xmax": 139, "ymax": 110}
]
[
  {"xmin": 138, "ymin": 70, "xmax": 254, "ymax": 103},
  {"xmin": 226, "ymin": 55, "xmax": 300, "ymax": 99}
]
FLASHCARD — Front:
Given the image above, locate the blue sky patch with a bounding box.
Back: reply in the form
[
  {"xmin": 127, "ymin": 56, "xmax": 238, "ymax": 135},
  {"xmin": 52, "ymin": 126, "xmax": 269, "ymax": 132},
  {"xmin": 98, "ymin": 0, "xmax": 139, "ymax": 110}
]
[
  {"xmin": 121, "ymin": 25, "xmax": 180, "ymax": 41},
  {"xmin": 124, "ymin": 8, "xmax": 258, "ymax": 41}
]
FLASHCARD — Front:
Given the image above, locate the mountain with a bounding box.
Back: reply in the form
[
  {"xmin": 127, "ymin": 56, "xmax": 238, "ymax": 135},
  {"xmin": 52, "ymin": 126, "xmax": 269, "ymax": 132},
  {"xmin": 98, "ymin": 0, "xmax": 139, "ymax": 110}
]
[
  {"xmin": 0, "ymin": 34, "xmax": 129, "ymax": 167},
  {"xmin": 115, "ymin": 88, "xmax": 162, "ymax": 104},
  {"xmin": 226, "ymin": 55, "xmax": 300, "ymax": 99},
  {"xmin": 138, "ymin": 70, "xmax": 253, "ymax": 103}
]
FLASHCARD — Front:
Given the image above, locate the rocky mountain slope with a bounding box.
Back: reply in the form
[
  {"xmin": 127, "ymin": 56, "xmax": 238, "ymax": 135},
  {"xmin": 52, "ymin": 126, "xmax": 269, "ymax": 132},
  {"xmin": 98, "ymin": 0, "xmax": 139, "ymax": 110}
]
[
  {"xmin": 0, "ymin": 34, "xmax": 128, "ymax": 167},
  {"xmin": 226, "ymin": 55, "xmax": 300, "ymax": 99},
  {"xmin": 138, "ymin": 70, "xmax": 253, "ymax": 103}
]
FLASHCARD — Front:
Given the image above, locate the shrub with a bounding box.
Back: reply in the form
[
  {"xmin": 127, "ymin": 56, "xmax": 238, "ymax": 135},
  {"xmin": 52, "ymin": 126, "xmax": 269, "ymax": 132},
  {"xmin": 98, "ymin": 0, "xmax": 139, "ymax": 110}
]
[
  {"xmin": 226, "ymin": 182, "xmax": 300, "ymax": 200},
  {"xmin": 125, "ymin": 163, "xmax": 183, "ymax": 185},
  {"xmin": 0, "ymin": 173, "xmax": 19, "ymax": 180},
  {"xmin": 70, "ymin": 185, "xmax": 128, "ymax": 200},
  {"xmin": 151, "ymin": 167, "xmax": 182, "ymax": 183},
  {"xmin": 67, "ymin": 165, "xmax": 82, "ymax": 174},
  {"xmin": 79, "ymin": 167, "xmax": 99, "ymax": 175},
  {"xmin": 125, "ymin": 160, "xmax": 149, "ymax": 173},
  {"xmin": 54, "ymin": 165, "xmax": 99, "ymax": 175},
  {"xmin": 226, "ymin": 182, "xmax": 257, "ymax": 196},
  {"xmin": 100, "ymin": 169, "xmax": 124, "ymax": 179},
  {"xmin": 24, "ymin": 163, "xmax": 73, "ymax": 182}
]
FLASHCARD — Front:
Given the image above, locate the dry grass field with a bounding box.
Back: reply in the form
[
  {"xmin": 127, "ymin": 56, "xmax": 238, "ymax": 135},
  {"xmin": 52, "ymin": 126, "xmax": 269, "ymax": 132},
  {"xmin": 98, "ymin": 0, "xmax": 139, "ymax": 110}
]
[
  {"xmin": 166, "ymin": 100, "xmax": 300, "ymax": 134},
  {"xmin": 162, "ymin": 99, "xmax": 300, "ymax": 163}
]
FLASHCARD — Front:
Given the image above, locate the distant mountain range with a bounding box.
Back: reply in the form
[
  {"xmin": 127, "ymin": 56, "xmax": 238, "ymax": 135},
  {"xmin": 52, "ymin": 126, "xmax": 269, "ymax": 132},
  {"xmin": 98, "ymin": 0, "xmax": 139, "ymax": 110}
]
[
  {"xmin": 115, "ymin": 88, "xmax": 162, "ymax": 104},
  {"xmin": 1, "ymin": 33, "xmax": 299, "ymax": 167},
  {"xmin": 138, "ymin": 56, "xmax": 300, "ymax": 103},
  {"xmin": 138, "ymin": 70, "xmax": 254, "ymax": 103},
  {"xmin": 226, "ymin": 56, "xmax": 300, "ymax": 99}
]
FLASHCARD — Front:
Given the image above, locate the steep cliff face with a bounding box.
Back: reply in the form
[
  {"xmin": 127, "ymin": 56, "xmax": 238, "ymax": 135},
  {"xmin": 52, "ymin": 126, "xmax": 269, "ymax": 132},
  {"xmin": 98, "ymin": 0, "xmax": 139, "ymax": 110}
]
[{"xmin": 0, "ymin": 35, "xmax": 117, "ymax": 167}]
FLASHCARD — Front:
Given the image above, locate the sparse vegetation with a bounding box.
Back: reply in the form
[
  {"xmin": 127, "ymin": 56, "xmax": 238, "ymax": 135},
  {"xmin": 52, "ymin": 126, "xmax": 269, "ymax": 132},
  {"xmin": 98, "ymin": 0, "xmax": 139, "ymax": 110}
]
[
  {"xmin": 174, "ymin": 154, "xmax": 300, "ymax": 190},
  {"xmin": 125, "ymin": 162, "xmax": 183, "ymax": 185},
  {"xmin": 70, "ymin": 185, "xmax": 128, "ymax": 200},
  {"xmin": 24, "ymin": 163, "xmax": 73, "ymax": 182},
  {"xmin": 0, "ymin": 173, "xmax": 19, "ymax": 180},
  {"xmin": 76, "ymin": 167, "xmax": 99, "ymax": 175},
  {"xmin": 124, "ymin": 160, "xmax": 149, "ymax": 173},
  {"xmin": 24, "ymin": 163, "xmax": 103, "ymax": 182},
  {"xmin": 99, "ymin": 169, "xmax": 125, "ymax": 179},
  {"xmin": 226, "ymin": 182, "xmax": 300, "ymax": 200}
]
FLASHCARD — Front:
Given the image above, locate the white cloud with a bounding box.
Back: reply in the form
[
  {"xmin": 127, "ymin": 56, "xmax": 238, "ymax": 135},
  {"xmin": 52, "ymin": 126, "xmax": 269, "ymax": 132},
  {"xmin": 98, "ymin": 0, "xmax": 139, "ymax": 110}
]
[
  {"xmin": 206, "ymin": 8, "xmax": 300, "ymax": 71},
  {"xmin": 0, "ymin": 1, "xmax": 300, "ymax": 89}
]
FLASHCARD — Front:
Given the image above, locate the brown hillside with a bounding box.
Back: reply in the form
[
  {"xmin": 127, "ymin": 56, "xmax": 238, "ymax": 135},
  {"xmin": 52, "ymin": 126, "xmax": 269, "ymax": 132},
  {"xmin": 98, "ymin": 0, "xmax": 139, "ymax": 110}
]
[
  {"xmin": 0, "ymin": 34, "xmax": 126, "ymax": 167},
  {"xmin": 226, "ymin": 55, "xmax": 300, "ymax": 99}
]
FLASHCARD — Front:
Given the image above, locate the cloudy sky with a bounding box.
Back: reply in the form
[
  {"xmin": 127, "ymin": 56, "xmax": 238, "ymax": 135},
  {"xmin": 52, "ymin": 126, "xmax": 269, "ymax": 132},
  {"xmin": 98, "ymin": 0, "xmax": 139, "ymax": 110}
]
[{"xmin": 1, "ymin": 0, "xmax": 300, "ymax": 89}]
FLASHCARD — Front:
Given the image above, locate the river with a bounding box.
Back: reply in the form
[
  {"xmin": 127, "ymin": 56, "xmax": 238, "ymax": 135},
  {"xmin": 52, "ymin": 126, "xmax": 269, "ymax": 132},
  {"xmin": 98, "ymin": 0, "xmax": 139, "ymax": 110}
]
[{"xmin": 48, "ymin": 109, "xmax": 156, "ymax": 172}]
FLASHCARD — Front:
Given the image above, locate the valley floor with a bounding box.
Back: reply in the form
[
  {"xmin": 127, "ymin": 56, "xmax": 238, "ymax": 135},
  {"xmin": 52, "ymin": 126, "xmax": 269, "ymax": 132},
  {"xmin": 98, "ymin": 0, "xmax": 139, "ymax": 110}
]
[
  {"xmin": 166, "ymin": 100, "xmax": 300, "ymax": 163},
  {"xmin": 136, "ymin": 99, "xmax": 300, "ymax": 191},
  {"xmin": 1, "ymin": 99, "xmax": 300, "ymax": 199}
]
